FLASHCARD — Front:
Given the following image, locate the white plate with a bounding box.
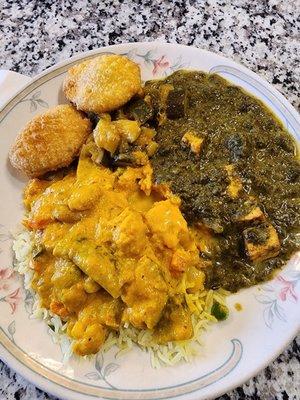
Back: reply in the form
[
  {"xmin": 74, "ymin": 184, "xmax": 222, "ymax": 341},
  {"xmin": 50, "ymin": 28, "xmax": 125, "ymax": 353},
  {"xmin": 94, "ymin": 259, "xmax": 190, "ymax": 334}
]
[{"xmin": 0, "ymin": 42, "xmax": 299, "ymax": 400}]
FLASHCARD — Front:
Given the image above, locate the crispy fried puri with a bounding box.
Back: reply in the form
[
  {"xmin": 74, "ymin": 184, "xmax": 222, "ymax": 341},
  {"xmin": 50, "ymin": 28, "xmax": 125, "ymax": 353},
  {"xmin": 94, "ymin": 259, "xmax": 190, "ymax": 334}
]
[
  {"xmin": 63, "ymin": 54, "xmax": 142, "ymax": 114},
  {"xmin": 9, "ymin": 104, "xmax": 92, "ymax": 178}
]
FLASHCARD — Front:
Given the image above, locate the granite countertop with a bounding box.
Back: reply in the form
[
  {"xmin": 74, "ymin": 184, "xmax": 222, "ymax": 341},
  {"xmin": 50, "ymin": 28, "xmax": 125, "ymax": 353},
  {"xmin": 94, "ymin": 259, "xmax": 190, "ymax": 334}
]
[{"xmin": 0, "ymin": 1, "xmax": 299, "ymax": 399}]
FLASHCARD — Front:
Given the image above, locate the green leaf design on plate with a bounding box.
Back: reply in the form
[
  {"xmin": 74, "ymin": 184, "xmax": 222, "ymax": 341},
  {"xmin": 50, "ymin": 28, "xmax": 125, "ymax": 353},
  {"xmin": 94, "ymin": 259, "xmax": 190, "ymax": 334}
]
[
  {"xmin": 8, "ymin": 320, "xmax": 16, "ymax": 338},
  {"xmin": 84, "ymin": 372, "xmax": 101, "ymax": 381},
  {"xmin": 103, "ymin": 363, "xmax": 119, "ymax": 377}
]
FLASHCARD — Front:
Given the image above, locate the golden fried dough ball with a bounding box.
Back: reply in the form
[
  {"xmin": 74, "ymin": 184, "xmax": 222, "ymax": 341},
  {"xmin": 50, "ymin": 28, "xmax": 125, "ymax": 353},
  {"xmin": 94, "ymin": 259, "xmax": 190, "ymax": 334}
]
[
  {"xmin": 63, "ymin": 55, "xmax": 142, "ymax": 114},
  {"xmin": 9, "ymin": 104, "xmax": 92, "ymax": 178}
]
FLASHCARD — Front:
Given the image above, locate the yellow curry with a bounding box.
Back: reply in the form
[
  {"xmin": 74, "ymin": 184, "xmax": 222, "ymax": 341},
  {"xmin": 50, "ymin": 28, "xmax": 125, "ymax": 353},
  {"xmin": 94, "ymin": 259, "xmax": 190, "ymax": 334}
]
[{"xmin": 24, "ymin": 144, "xmax": 208, "ymax": 356}]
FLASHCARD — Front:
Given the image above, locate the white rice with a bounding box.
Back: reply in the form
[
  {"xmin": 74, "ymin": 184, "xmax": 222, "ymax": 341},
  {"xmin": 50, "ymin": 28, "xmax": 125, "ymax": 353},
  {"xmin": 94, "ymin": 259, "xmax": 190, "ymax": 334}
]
[{"xmin": 12, "ymin": 230, "xmax": 228, "ymax": 367}]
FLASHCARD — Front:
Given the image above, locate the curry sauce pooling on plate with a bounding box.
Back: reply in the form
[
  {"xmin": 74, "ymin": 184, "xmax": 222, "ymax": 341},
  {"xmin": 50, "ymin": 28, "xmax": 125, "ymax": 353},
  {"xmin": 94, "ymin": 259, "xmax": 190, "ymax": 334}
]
[{"xmin": 120, "ymin": 70, "xmax": 300, "ymax": 292}]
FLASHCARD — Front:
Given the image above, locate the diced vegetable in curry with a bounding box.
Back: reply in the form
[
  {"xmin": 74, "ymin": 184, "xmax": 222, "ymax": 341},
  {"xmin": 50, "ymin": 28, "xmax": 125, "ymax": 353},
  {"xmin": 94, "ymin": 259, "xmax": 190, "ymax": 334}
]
[{"xmin": 22, "ymin": 68, "xmax": 299, "ymax": 357}]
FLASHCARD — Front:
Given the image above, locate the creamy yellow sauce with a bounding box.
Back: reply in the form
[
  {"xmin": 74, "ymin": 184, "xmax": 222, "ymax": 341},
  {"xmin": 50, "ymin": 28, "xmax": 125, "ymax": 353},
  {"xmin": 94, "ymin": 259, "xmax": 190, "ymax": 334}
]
[{"xmin": 24, "ymin": 150, "xmax": 207, "ymax": 356}]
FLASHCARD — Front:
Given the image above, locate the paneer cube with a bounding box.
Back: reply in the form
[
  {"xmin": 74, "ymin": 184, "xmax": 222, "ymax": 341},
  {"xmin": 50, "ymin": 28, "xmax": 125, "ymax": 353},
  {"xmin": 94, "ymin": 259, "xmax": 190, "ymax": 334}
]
[
  {"xmin": 93, "ymin": 117, "xmax": 120, "ymax": 154},
  {"xmin": 234, "ymin": 197, "xmax": 266, "ymax": 224},
  {"xmin": 225, "ymin": 164, "xmax": 243, "ymax": 199},
  {"xmin": 94, "ymin": 116, "xmax": 141, "ymax": 154},
  {"xmin": 114, "ymin": 119, "xmax": 141, "ymax": 143},
  {"xmin": 237, "ymin": 206, "xmax": 265, "ymax": 223},
  {"xmin": 243, "ymin": 223, "xmax": 280, "ymax": 262},
  {"xmin": 181, "ymin": 131, "xmax": 204, "ymax": 155}
]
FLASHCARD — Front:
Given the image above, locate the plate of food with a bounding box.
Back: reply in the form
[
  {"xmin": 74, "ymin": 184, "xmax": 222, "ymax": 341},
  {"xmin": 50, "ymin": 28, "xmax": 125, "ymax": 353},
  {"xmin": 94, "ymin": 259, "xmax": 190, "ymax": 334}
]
[{"xmin": 0, "ymin": 42, "xmax": 299, "ymax": 400}]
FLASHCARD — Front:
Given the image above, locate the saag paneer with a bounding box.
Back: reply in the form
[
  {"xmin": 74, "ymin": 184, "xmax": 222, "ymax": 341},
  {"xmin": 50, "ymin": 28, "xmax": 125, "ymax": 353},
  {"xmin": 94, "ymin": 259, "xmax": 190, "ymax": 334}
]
[{"xmin": 121, "ymin": 70, "xmax": 300, "ymax": 292}]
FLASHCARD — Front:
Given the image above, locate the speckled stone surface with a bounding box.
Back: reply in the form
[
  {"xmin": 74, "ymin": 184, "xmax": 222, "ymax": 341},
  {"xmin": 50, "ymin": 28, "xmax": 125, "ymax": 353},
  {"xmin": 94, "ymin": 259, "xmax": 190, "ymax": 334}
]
[{"xmin": 0, "ymin": 1, "xmax": 299, "ymax": 399}]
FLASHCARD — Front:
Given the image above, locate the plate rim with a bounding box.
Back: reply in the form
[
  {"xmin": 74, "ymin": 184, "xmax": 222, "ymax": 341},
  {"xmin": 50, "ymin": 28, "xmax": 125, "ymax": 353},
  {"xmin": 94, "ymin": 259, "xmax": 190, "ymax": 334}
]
[{"xmin": 0, "ymin": 41, "xmax": 299, "ymax": 400}]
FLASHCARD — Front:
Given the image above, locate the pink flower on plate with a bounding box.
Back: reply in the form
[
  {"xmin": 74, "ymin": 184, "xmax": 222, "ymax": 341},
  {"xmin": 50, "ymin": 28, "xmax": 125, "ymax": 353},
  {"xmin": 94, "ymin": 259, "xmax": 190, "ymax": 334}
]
[
  {"xmin": 4, "ymin": 288, "xmax": 21, "ymax": 314},
  {"xmin": 0, "ymin": 268, "xmax": 14, "ymax": 280},
  {"xmin": 152, "ymin": 55, "xmax": 170, "ymax": 75},
  {"xmin": 0, "ymin": 268, "xmax": 15, "ymax": 291},
  {"xmin": 277, "ymin": 276, "xmax": 298, "ymax": 302}
]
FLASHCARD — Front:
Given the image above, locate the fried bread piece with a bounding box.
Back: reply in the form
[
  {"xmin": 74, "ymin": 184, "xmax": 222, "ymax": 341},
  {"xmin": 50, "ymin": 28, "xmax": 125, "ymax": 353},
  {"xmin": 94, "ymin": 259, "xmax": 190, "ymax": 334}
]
[
  {"xmin": 9, "ymin": 104, "xmax": 92, "ymax": 178},
  {"xmin": 63, "ymin": 54, "xmax": 142, "ymax": 114}
]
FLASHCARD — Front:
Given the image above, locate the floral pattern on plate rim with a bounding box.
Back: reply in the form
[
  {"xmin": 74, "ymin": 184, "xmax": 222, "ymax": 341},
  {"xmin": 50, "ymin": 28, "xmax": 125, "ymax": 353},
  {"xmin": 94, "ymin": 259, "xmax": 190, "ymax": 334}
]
[
  {"xmin": 84, "ymin": 352, "xmax": 119, "ymax": 389},
  {"xmin": 0, "ymin": 225, "xmax": 22, "ymax": 315},
  {"xmin": 18, "ymin": 90, "xmax": 49, "ymax": 113},
  {"xmin": 255, "ymin": 254, "xmax": 300, "ymax": 329},
  {"xmin": 120, "ymin": 48, "xmax": 189, "ymax": 76}
]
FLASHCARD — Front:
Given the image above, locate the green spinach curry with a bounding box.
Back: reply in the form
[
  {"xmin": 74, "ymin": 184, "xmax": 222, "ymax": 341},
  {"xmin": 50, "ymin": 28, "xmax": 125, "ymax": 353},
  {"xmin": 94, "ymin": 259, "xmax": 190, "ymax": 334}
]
[{"xmin": 118, "ymin": 70, "xmax": 300, "ymax": 292}]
